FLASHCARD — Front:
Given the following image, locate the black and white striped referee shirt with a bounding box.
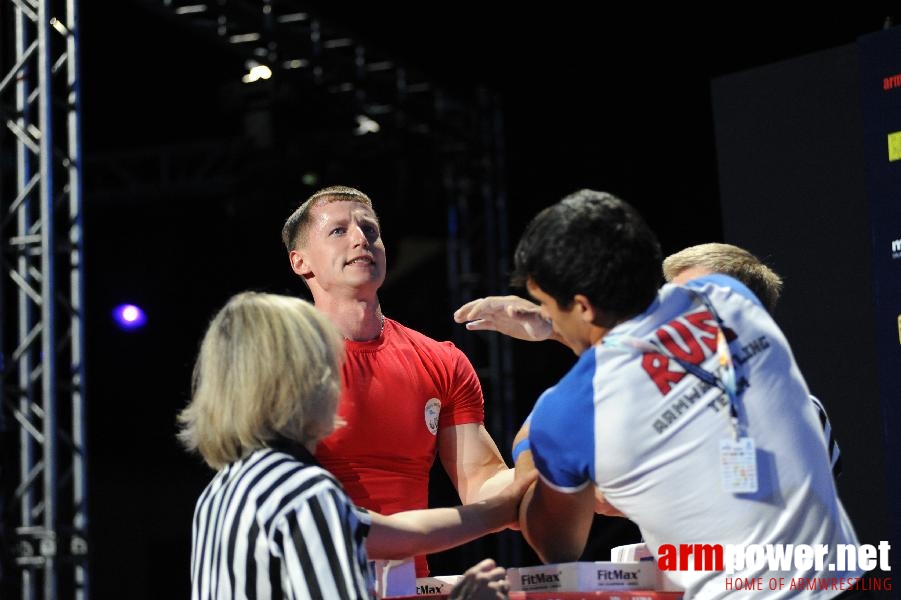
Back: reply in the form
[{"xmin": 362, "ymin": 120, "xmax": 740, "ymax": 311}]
[{"xmin": 190, "ymin": 442, "xmax": 374, "ymax": 599}]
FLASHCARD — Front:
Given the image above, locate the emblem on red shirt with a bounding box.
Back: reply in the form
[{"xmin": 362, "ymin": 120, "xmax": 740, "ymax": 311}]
[{"xmin": 424, "ymin": 398, "xmax": 441, "ymax": 435}]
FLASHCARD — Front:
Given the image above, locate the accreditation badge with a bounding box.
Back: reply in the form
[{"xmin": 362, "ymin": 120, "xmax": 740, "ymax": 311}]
[{"xmin": 719, "ymin": 437, "xmax": 758, "ymax": 494}]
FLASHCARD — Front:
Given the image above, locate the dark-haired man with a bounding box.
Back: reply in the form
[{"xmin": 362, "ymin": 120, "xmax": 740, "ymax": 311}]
[
  {"xmin": 457, "ymin": 241, "xmax": 843, "ymax": 480},
  {"xmin": 465, "ymin": 190, "xmax": 861, "ymax": 597}
]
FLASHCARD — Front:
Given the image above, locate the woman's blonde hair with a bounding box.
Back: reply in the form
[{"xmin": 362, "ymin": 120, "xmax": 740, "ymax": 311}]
[{"xmin": 177, "ymin": 292, "xmax": 343, "ymax": 469}]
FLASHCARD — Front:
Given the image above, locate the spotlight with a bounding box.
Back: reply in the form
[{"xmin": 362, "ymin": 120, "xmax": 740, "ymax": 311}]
[
  {"xmin": 355, "ymin": 114, "xmax": 380, "ymax": 135},
  {"xmin": 49, "ymin": 18, "xmax": 69, "ymax": 35},
  {"xmin": 113, "ymin": 304, "xmax": 147, "ymax": 331},
  {"xmin": 242, "ymin": 62, "xmax": 272, "ymax": 83}
]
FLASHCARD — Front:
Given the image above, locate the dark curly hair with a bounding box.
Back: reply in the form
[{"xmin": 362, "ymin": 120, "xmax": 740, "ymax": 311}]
[{"xmin": 513, "ymin": 190, "xmax": 662, "ymax": 320}]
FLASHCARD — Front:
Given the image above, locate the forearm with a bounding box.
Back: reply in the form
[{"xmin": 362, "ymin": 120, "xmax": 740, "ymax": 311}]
[
  {"xmin": 519, "ymin": 483, "xmax": 588, "ymax": 564},
  {"xmin": 440, "ymin": 423, "xmax": 510, "ymax": 505},
  {"xmin": 366, "ymin": 497, "xmax": 513, "ymax": 559}
]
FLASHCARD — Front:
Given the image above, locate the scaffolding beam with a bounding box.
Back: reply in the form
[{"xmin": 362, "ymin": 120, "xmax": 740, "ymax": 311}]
[{"xmin": 0, "ymin": 0, "xmax": 88, "ymax": 598}]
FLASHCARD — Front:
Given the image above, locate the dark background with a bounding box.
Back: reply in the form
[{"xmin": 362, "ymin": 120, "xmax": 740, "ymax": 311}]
[{"xmin": 74, "ymin": 5, "xmax": 892, "ymax": 597}]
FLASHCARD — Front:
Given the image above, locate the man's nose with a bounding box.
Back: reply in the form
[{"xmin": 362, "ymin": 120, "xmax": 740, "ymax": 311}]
[{"xmin": 350, "ymin": 224, "xmax": 369, "ymax": 246}]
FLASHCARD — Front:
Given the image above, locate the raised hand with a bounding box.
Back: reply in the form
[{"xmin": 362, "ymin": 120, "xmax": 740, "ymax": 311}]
[{"xmin": 454, "ymin": 295, "xmax": 553, "ymax": 342}]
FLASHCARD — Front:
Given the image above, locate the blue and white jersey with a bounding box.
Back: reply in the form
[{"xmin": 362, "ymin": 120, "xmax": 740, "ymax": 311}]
[{"xmin": 529, "ymin": 275, "xmax": 861, "ymax": 599}]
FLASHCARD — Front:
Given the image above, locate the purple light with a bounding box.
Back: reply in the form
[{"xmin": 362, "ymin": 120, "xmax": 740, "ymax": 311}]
[{"xmin": 113, "ymin": 303, "xmax": 147, "ymax": 330}]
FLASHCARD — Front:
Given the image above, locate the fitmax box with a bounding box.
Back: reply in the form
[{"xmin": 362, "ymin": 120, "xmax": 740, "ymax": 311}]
[
  {"xmin": 507, "ymin": 561, "xmax": 655, "ymax": 592},
  {"xmin": 415, "ymin": 576, "xmax": 462, "ymax": 595}
]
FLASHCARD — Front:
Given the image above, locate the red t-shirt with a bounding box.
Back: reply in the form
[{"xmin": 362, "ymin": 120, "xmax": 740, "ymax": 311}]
[{"xmin": 315, "ymin": 318, "xmax": 485, "ymax": 575}]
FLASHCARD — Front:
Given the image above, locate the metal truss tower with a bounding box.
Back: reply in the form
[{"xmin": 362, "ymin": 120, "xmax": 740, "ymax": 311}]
[{"xmin": 0, "ymin": 0, "xmax": 88, "ymax": 598}]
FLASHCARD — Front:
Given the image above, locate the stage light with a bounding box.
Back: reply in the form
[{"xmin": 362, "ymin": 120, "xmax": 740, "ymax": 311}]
[
  {"xmin": 50, "ymin": 18, "xmax": 69, "ymax": 35},
  {"xmin": 229, "ymin": 33, "xmax": 261, "ymax": 44},
  {"xmin": 277, "ymin": 13, "xmax": 308, "ymax": 23},
  {"xmin": 242, "ymin": 64, "xmax": 272, "ymax": 83},
  {"xmin": 174, "ymin": 4, "xmax": 207, "ymax": 15},
  {"xmin": 242, "ymin": 62, "xmax": 272, "ymax": 83},
  {"xmin": 113, "ymin": 304, "xmax": 147, "ymax": 331},
  {"xmin": 355, "ymin": 114, "xmax": 380, "ymax": 135},
  {"xmin": 283, "ymin": 59, "xmax": 309, "ymax": 70}
]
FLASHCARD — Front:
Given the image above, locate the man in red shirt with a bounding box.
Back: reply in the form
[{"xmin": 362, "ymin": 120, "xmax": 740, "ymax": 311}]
[{"xmin": 281, "ymin": 185, "xmax": 511, "ymax": 576}]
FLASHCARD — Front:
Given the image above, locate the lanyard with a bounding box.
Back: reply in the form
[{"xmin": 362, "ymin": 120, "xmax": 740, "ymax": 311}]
[{"xmin": 604, "ymin": 289, "xmax": 743, "ymax": 440}]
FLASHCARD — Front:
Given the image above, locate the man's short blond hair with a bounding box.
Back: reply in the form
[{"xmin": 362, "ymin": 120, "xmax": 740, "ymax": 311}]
[
  {"xmin": 281, "ymin": 185, "xmax": 375, "ymax": 251},
  {"xmin": 177, "ymin": 292, "xmax": 344, "ymax": 469},
  {"xmin": 662, "ymin": 243, "xmax": 783, "ymax": 312}
]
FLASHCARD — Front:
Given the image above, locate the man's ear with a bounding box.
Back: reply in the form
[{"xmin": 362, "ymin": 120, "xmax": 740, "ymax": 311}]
[
  {"xmin": 574, "ymin": 294, "xmax": 620, "ymax": 329},
  {"xmin": 289, "ymin": 249, "xmax": 312, "ymax": 278},
  {"xmin": 573, "ymin": 294, "xmax": 597, "ymax": 324}
]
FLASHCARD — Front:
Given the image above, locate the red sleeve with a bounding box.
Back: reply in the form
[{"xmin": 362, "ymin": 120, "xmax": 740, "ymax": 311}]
[{"xmin": 437, "ymin": 343, "xmax": 485, "ymax": 428}]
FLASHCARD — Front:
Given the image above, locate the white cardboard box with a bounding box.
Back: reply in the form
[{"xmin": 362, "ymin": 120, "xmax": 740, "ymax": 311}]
[
  {"xmin": 611, "ymin": 542, "xmax": 654, "ymax": 563},
  {"xmin": 507, "ymin": 561, "xmax": 655, "ymax": 592},
  {"xmin": 611, "ymin": 543, "xmax": 682, "ymax": 592},
  {"xmin": 415, "ymin": 575, "xmax": 462, "ymax": 595}
]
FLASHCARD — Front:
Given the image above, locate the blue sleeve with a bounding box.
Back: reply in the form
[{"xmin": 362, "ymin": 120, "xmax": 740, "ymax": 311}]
[{"xmin": 528, "ymin": 350, "xmax": 598, "ymax": 492}]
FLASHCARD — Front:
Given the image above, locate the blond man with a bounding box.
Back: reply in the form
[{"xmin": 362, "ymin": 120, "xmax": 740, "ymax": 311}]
[{"xmin": 281, "ymin": 186, "xmax": 511, "ymax": 576}]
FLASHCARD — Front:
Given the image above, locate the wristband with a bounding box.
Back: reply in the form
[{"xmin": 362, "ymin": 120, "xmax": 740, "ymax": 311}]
[{"xmin": 512, "ymin": 438, "xmax": 531, "ymax": 463}]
